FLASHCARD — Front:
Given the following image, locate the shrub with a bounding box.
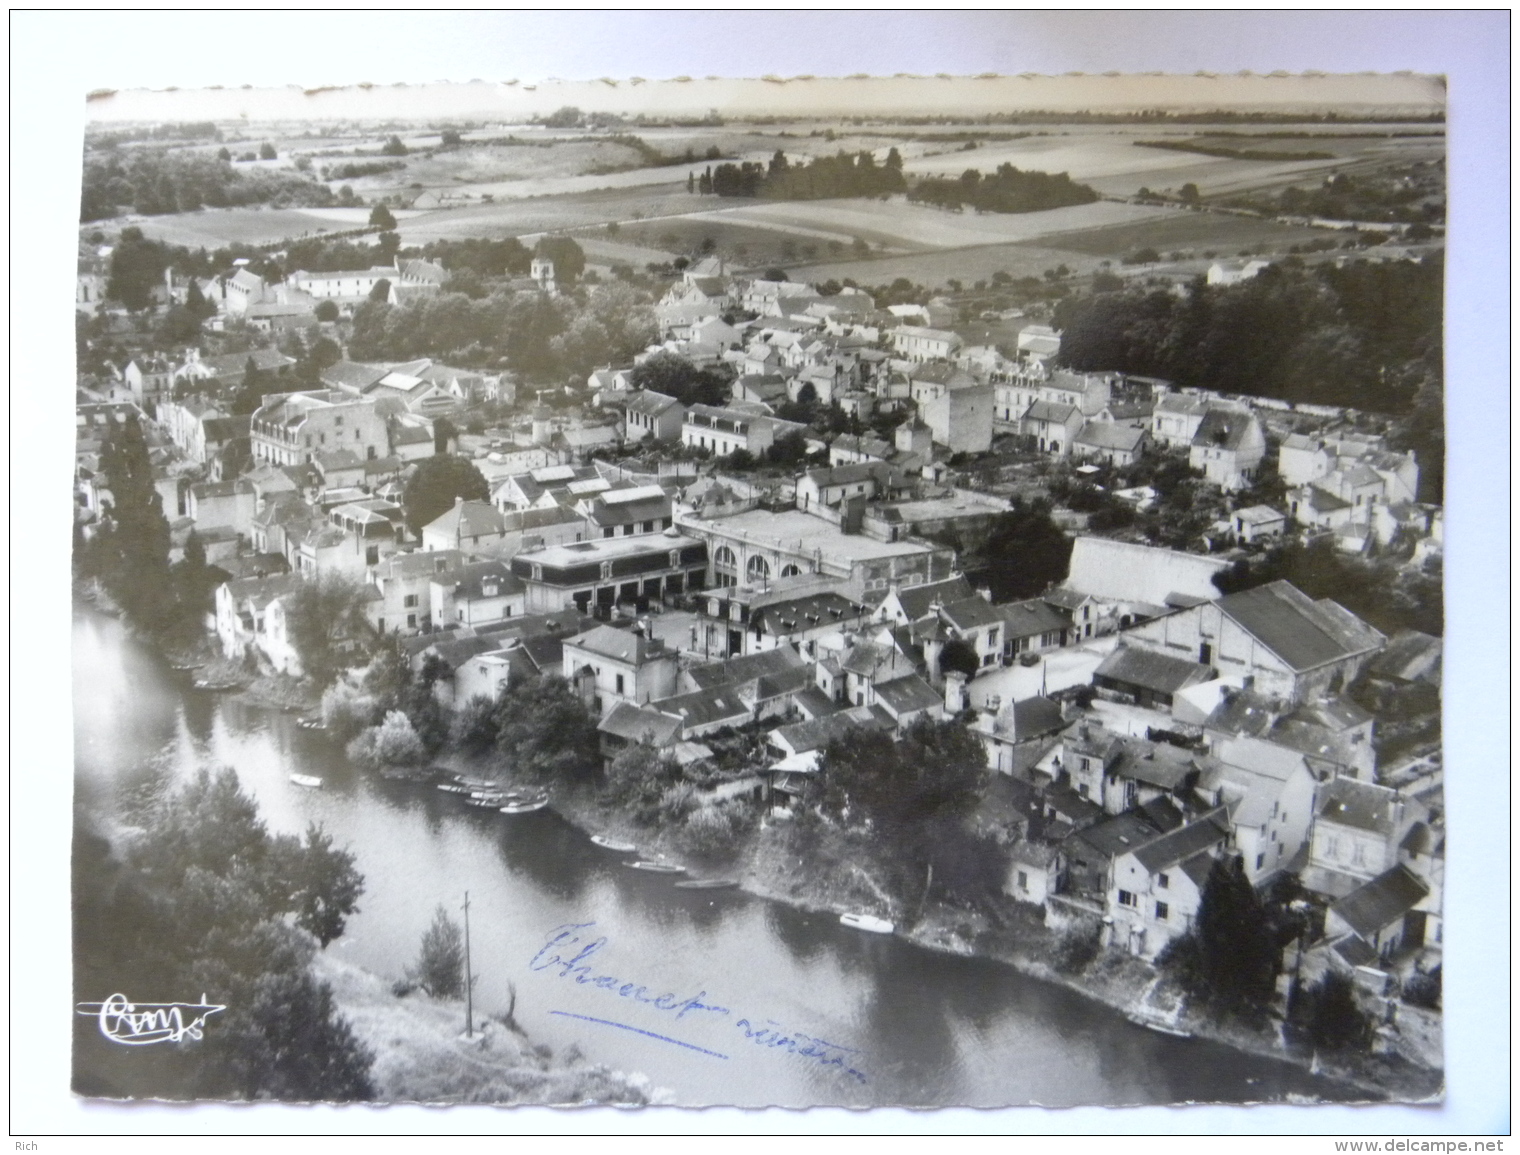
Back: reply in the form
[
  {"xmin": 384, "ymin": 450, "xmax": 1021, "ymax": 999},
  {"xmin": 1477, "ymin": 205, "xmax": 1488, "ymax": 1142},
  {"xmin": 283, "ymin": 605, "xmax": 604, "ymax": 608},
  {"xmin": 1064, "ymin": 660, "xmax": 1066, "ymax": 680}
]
[
  {"xmin": 411, "ymin": 905, "xmax": 465, "ymax": 998},
  {"xmin": 321, "ymin": 677, "xmax": 381, "ymax": 744},
  {"xmin": 658, "ymin": 782, "xmax": 697, "ymax": 822},
  {"xmin": 450, "ymin": 694, "xmax": 500, "ymax": 754},
  {"xmin": 347, "ymin": 710, "xmax": 427, "ymax": 769},
  {"xmin": 1402, "ymin": 966, "xmax": 1441, "ymax": 1010},
  {"xmin": 1302, "ymin": 970, "xmax": 1375, "ymax": 1054},
  {"xmin": 1052, "ymin": 919, "xmax": 1103, "ymax": 972},
  {"xmin": 677, "ymin": 805, "xmax": 737, "ymax": 859}
]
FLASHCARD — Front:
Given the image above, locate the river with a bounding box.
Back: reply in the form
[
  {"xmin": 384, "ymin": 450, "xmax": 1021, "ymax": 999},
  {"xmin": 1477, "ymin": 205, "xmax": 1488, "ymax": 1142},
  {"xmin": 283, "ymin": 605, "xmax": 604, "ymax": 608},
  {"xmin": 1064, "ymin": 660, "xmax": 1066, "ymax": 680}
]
[{"xmin": 72, "ymin": 608, "xmax": 1358, "ymax": 1108}]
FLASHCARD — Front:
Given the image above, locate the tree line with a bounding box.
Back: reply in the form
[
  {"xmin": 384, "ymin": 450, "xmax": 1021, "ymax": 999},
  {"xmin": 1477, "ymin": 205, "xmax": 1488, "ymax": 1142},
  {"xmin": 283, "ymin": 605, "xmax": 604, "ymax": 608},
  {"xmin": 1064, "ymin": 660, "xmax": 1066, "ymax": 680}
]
[
  {"xmin": 696, "ymin": 149, "xmax": 907, "ymax": 200},
  {"xmin": 1053, "ymin": 258, "xmax": 1443, "ymax": 415},
  {"xmin": 81, "ymin": 147, "xmax": 336, "ymax": 221},
  {"xmin": 906, "ymin": 164, "xmax": 1100, "ymax": 214}
]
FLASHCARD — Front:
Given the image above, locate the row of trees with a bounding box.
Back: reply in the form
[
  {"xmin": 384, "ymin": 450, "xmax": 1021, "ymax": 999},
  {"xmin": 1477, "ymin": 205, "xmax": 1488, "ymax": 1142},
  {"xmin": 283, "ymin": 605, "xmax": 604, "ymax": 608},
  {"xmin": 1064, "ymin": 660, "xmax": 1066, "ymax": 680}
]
[
  {"xmin": 907, "ymin": 164, "xmax": 1100, "ymax": 215},
  {"xmin": 1053, "ymin": 258, "xmax": 1444, "ymax": 496},
  {"xmin": 81, "ymin": 148, "xmax": 335, "ymax": 221},
  {"xmin": 698, "ymin": 149, "xmax": 907, "ymax": 201},
  {"xmin": 347, "ymin": 279, "xmax": 654, "ymax": 381},
  {"xmin": 74, "ymin": 767, "xmax": 373, "ymax": 1100}
]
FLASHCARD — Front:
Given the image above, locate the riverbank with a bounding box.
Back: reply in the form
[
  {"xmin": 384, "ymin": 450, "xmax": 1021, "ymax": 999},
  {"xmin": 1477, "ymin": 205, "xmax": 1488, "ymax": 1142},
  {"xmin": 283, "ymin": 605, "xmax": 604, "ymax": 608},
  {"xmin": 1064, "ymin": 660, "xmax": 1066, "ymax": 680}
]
[
  {"xmin": 313, "ymin": 952, "xmax": 664, "ymax": 1105},
  {"xmin": 522, "ymin": 774, "xmax": 1443, "ymax": 1105}
]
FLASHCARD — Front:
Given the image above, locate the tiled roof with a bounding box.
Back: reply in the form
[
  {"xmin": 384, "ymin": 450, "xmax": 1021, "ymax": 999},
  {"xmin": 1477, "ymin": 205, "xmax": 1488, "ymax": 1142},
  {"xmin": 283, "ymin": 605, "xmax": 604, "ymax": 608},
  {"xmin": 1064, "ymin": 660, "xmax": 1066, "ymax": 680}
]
[
  {"xmin": 566, "ymin": 624, "xmax": 669, "ymax": 665},
  {"xmin": 1191, "ymin": 407, "xmax": 1258, "ymax": 451},
  {"xmin": 1075, "ymin": 421, "xmax": 1145, "ymax": 452},
  {"xmin": 996, "ymin": 597, "xmax": 1070, "ymax": 639},
  {"xmin": 1095, "ymin": 645, "xmax": 1213, "ymax": 695},
  {"xmin": 655, "ymin": 685, "xmax": 751, "ymax": 730},
  {"xmin": 892, "ymin": 576, "xmax": 974, "ymax": 621},
  {"xmin": 1216, "ymin": 580, "xmax": 1384, "ymax": 672},
  {"xmin": 1025, "ymin": 399, "xmax": 1079, "ymax": 424},
  {"xmin": 873, "ymin": 674, "xmax": 942, "ymax": 715},
  {"xmin": 940, "ymin": 595, "xmax": 1002, "ymax": 631},
  {"xmin": 1330, "ymin": 865, "xmax": 1429, "ymax": 938},
  {"xmin": 686, "ymin": 644, "xmax": 806, "ymax": 690},
  {"xmin": 1316, "ymin": 777, "xmax": 1401, "ymax": 835},
  {"xmin": 598, "ymin": 702, "xmax": 682, "ymax": 745},
  {"xmin": 1131, "ymin": 811, "xmax": 1229, "ymax": 873}
]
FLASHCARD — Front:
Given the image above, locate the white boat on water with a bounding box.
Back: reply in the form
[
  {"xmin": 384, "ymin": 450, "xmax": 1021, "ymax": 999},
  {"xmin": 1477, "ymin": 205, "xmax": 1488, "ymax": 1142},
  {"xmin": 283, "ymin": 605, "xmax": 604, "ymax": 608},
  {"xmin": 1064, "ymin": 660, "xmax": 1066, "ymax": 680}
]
[
  {"xmin": 1125, "ymin": 1006, "xmax": 1192, "ymax": 1039},
  {"xmin": 289, "ymin": 774, "xmax": 324, "ymax": 789},
  {"xmin": 839, "ymin": 913, "xmax": 894, "ymax": 935},
  {"xmin": 627, "ymin": 860, "xmax": 684, "ymax": 874},
  {"xmin": 590, "ymin": 834, "xmax": 638, "ymax": 853},
  {"xmin": 499, "ymin": 798, "xmax": 549, "ymax": 814}
]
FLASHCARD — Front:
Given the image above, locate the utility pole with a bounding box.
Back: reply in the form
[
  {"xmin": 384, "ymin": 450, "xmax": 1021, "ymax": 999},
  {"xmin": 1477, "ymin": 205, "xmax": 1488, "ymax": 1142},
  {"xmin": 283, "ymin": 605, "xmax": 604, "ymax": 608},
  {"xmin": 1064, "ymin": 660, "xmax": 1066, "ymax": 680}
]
[{"xmin": 462, "ymin": 890, "xmax": 474, "ymax": 1038}]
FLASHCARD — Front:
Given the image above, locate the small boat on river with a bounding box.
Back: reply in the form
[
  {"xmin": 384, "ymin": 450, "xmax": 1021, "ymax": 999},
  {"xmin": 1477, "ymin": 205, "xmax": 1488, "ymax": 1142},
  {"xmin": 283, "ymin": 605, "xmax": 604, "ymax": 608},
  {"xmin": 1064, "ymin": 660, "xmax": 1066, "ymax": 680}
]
[
  {"xmin": 1125, "ymin": 1006, "xmax": 1192, "ymax": 1039},
  {"xmin": 627, "ymin": 860, "xmax": 684, "ymax": 875},
  {"xmin": 499, "ymin": 796, "xmax": 549, "ymax": 815},
  {"xmin": 590, "ymin": 834, "xmax": 638, "ymax": 853},
  {"xmin": 289, "ymin": 773, "xmax": 324, "ymax": 789},
  {"xmin": 468, "ymin": 796, "xmax": 508, "ymax": 810},
  {"xmin": 839, "ymin": 912, "xmax": 894, "ymax": 935},
  {"xmin": 673, "ymin": 878, "xmax": 738, "ymax": 890},
  {"xmin": 453, "ymin": 776, "xmax": 500, "ymax": 790},
  {"xmin": 436, "ymin": 782, "xmax": 472, "ymax": 795},
  {"xmin": 296, "ymin": 717, "xmax": 325, "ymax": 731},
  {"xmin": 193, "ymin": 678, "xmax": 243, "ymax": 692}
]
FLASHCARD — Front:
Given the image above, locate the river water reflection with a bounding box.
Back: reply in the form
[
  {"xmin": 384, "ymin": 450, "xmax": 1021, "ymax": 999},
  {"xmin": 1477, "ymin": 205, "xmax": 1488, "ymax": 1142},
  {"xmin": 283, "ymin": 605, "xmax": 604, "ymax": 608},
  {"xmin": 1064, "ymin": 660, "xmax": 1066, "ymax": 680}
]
[{"xmin": 72, "ymin": 609, "xmax": 1360, "ymax": 1108}]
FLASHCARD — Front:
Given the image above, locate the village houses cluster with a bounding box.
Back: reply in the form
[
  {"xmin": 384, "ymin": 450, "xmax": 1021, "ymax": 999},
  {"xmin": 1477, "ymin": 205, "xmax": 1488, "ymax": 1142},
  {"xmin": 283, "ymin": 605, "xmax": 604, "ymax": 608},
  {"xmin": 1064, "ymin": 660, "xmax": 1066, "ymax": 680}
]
[{"xmin": 76, "ymin": 248, "xmax": 1443, "ymax": 1022}]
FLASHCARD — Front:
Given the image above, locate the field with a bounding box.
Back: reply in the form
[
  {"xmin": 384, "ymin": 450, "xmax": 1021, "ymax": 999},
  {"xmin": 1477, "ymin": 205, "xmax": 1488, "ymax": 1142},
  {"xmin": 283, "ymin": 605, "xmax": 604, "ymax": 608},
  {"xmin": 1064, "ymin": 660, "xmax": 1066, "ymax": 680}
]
[{"xmin": 121, "ymin": 206, "xmax": 422, "ymax": 249}]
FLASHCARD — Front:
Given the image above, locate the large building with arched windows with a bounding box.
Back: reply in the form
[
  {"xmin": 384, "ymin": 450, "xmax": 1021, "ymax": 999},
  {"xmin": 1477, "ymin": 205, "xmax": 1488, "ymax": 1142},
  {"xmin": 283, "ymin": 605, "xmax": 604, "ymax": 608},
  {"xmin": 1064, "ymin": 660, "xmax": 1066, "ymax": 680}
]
[{"xmin": 675, "ymin": 506, "xmax": 956, "ymax": 600}]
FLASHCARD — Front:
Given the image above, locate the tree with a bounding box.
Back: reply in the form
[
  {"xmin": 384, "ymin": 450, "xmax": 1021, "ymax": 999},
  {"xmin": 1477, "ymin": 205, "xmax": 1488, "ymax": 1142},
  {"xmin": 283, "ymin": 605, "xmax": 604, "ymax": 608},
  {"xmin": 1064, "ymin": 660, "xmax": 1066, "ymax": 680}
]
[
  {"xmin": 347, "ymin": 709, "xmax": 427, "ymax": 769},
  {"xmin": 400, "ymin": 454, "xmax": 490, "ymax": 536},
  {"xmin": 1160, "ymin": 854, "xmax": 1279, "ymax": 1020},
  {"xmin": 185, "ymin": 277, "xmax": 216, "ymax": 320},
  {"xmin": 88, "ymin": 414, "xmax": 177, "ymax": 637},
  {"xmin": 368, "ymin": 204, "xmax": 397, "ymax": 230},
  {"xmin": 939, "ymin": 638, "xmax": 981, "ymax": 679},
  {"xmin": 74, "ymin": 768, "xmax": 374, "ymax": 1101},
  {"xmin": 217, "ymin": 146, "xmax": 232, "ymax": 162},
  {"xmin": 627, "ymin": 351, "xmax": 729, "ymax": 408},
  {"xmin": 533, "ymin": 235, "xmax": 586, "ymax": 283},
  {"xmin": 1298, "ymin": 970, "xmax": 1374, "ymax": 1054},
  {"xmin": 542, "ymin": 106, "xmax": 583, "ymax": 128},
  {"xmin": 1179, "ymin": 182, "xmax": 1201, "ymax": 204},
  {"xmin": 259, "ymin": 142, "xmax": 277, "ymax": 160},
  {"xmin": 106, "ymin": 227, "xmax": 169, "ymax": 311},
  {"xmin": 948, "ymin": 499, "xmax": 1073, "ymax": 602},
  {"xmin": 413, "ymin": 904, "xmax": 466, "ymax": 998},
  {"xmin": 493, "ymin": 674, "xmax": 600, "ymax": 783},
  {"xmin": 280, "ymin": 823, "xmax": 365, "ymax": 947},
  {"xmin": 368, "ymin": 278, "xmax": 392, "ymax": 304},
  {"xmin": 315, "ymin": 298, "xmax": 340, "ymax": 323},
  {"xmin": 440, "ymin": 129, "xmax": 463, "ymax": 147},
  {"xmin": 280, "ymin": 574, "xmax": 377, "ymax": 687},
  {"xmin": 381, "ymin": 135, "xmax": 408, "ymax": 157}
]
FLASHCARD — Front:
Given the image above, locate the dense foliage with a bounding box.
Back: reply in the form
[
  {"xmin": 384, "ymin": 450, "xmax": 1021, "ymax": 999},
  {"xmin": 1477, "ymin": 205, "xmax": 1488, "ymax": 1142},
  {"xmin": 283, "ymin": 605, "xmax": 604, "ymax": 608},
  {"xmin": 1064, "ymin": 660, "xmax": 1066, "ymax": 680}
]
[
  {"xmin": 1054, "ymin": 259, "xmax": 1443, "ymax": 416},
  {"xmin": 400, "ymin": 453, "xmax": 491, "ymax": 536},
  {"xmin": 410, "ymin": 905, "xmax": 466, "ymax": 999},
  {"xmin": 1212, "ymin": 537, "xmax": 1443, "ymax": 638},
  {"xmin": 1159, "ymin": 854, "xmax": 1280, "ymax": 1021},
  {"xmin": 907, "ymin": 164, "xmax": 1099, "ymax": 214},
  {"xmin": 929, "ymin": 498, "xmax": 1074, "ymax": 602},
  {"xmin": 700, "ymin": 149, "xmax": 906, "ymax": 200},
  {"xmin": 280, "ymin": 574, "xmax": 379, "ymax": 687},
  {"xmin": 1227, "ymin": 163, "xmax": 1446, "ymax": 225},
  {"xmin": 492, "ymin": 674, "xmax": 601, "ymax": 783},
  {"xmin": 73, "ymin": 768, "xmax": 373, "ymax": 1100},
  {"xmin": 81, "ymin": 148, "xmax": 336, "ymax": 221},
  {"xmin": 626, "ymin": 352, "xmax": 731, "ymax": 408}
]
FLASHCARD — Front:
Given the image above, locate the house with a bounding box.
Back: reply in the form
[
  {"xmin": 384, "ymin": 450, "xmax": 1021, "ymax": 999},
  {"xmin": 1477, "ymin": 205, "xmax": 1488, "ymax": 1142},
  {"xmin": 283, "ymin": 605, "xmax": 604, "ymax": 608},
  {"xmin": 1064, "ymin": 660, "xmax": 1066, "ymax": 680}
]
[
  {"xmin": 1107, "ymin": 810, "xmax": 1230, "ymax": 960},
  {"xmin": 1189, "ymin": 406, "xmax": 1267, "ymax": 492},
  {"xmin": 596, "ymin": 702, "xmax": 684, "ymax": 768},
  {"xmin": 175, "ymin": 347, "xmax": 297, "ymax": 392},
  {"xmin": 1021, "ymin": 400, "xmax": 1084, "ymax": 456},
  {"xmin": 371, "ymin": 549, "xmax": 464, "ymax": 634},
  {"xmin": 1122, "ymin": 579, "xmax": 1385, "ymax": 705},
  {"xmin": 430, "ymin": 559, "xmax": 526, "ymax": 630},
  {"xmin": 1324, "ymin": 865, "xmax": 1431, "ymax": 962},
  {"xmin": 870, "ymin": 674, "xmax": 945, "ymax": 729},
  {"xmin": 186, "ymin": 478, "xmax": 257, "ymax": 539},
  {"xmin": 934, "ymin": 594, "xmax": 1006, "ymax": 672},
  {"xmin": 873, "ymin": 575, "xmax": 975, "ymax": 627},
  {"xmin": 890, "ymin": 325, "xmax": 963, "ymax": 363},
  {"xmin": 1202, "ymin": 735, "xmax": 1320, "ymax": 886},
  {"xmin": 1207, "ymin": 259, "xmax": 1270, "ymax": 286},
  {"xmin": 214, "ymin": 572, "xmax": 302, "ymax": 663},
  {"xmin": 681, "ymin": 405, "xmax": 807, "ymax": 458},
  {"xmin": 289, "ymin": 266, "xmax": 399, "ymax": 303},
  {"xmin": 767, "ymin": 704, "xmax": 894, "ymax": 761},
  {"xmin": 1151, "ymin": 393, "xmax": 1211, "ymax": 447},
  {"xmin": 921, "ymin": 381, "xmax": 994, "ymax": 455},
  {"xmin": 1072, "ymin": 421, "xmax": 1147, "ymax": 467},
  {"xmin": 563, "ymin": 623, "xmax": 680, "ymax": 719},
  {"xmin": 124, "ymin": 357, "xmax": 175, "ymax": 406},
  {"xmin": 1005, "ymin": 840, "xmax": 1062, "ymax": 906},
  {"xmin": 1230, "ymin": 505, "xmax": 1287, "ymax": 543},
  {"xmin": 421, "ymin": 498, "xmax": 510, "ymax": 553},
  {"xmin": 796, "ymin": 462, "xmax": 899, "ymax": 513},
  {"xmin": 250, "ymin": 390, "xmax": 390, "ymax": 467},
  {"xmin": 695, "ymin": 578, "xmax": 871, "ymax": 660},
  {"xmin": 995, "ymin": 598, "xmax": 1071, "ymax": 660},
  {"xmin": 1016, "ymin": 324, "xmax": 1061, "ymax": 365},
  {"xmin": 1303, "ymin": 777, "xmax": 1419, "ymax": 899},
  {"xmin": 827, "ymin": 433, "xmax": 894, "ymax": 466},
  {"xmin": 583, "ymin": 486, "xmax": 673, "ymax": 540},
  {"xmin": 622, "ymin": 390, "xmax": 685, "ymax": 443}
]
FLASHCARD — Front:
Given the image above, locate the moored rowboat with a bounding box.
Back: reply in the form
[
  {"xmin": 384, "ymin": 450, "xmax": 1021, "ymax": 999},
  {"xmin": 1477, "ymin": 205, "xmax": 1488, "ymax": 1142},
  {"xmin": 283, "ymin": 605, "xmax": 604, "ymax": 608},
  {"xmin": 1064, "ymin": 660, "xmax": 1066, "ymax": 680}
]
[
  {"xmin": 499, "ymin": 797, "xmax": 549, "ymax": 814},
  {"xmin": 590, "ymin": 835, "xmax": 638, "ymax": 853},
  {"xmin": 627, "ymin": 860, "xmax": 684, "ymax": 874},
  {"xmin": 1125, "ymin": 1008, "xmax": 1192, "ymax": 1038},
  {"xmin": 673, "ymin": 878, "xmax": 738, "ymax": 890},
  {"xmin": 289, "ymin": 773, "xmax": 324, "ymax": 789},
  {"xmin": 839, "ymin": 912, "xmax": 894, "ymax": 934}
]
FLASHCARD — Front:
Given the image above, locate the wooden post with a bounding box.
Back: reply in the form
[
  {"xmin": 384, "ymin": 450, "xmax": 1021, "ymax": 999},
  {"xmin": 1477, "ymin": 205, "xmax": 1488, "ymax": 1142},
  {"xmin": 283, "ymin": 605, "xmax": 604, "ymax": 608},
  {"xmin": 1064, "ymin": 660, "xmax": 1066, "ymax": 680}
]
[{"xmin": 462, "ymin": 890, "xmax": 473, "ymax": 1038}]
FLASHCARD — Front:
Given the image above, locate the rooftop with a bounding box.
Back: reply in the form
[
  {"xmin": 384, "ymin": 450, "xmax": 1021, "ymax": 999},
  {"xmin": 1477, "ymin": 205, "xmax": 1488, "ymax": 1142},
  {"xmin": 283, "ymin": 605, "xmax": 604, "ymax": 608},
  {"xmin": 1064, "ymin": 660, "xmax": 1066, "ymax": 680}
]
[
  {"xmin": 684, "ymin": 508, "xmax": 938, "ymax": 564},
  {"xmin": 1330, "ymin": 865, "xmax": 1429, "ymax": 938},
  {"xmin": 1217, "ymin": 580, "xmax": 1385, "ymax": 672}
]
